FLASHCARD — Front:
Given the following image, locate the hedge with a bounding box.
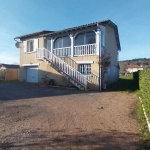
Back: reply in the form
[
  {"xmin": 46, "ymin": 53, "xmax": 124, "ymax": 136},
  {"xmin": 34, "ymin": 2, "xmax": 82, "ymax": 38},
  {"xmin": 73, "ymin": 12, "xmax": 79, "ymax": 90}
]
[{"xmin": 139, "ymin": 70, "xmax": 150, "ymax": 118}]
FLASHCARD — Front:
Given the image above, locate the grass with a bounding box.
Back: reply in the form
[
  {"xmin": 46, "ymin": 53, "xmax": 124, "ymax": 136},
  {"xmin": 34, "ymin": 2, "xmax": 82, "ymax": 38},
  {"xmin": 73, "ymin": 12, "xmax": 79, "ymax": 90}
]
[
  {"xmin": 108, "ymin": 74, "xmax": 138, "ymax": 93},
  {"xmin": 108, "ymin": 74, "xmax": 150, "ymax": 149},
  {"xmin": 137, "ymin": 96, "xmax": 150, "ymax": 149},
  {"xmin": 0, "ymin": 79, "xmax": 19, "ymax": 83}
]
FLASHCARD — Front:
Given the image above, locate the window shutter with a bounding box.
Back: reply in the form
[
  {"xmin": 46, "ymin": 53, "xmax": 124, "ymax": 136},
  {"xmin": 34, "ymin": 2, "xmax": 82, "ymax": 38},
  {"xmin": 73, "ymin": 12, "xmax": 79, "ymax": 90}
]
[
  {"xmin": 34, "ymin": 39, "xmax": 39, "ymax": 52},
  {"xmin": 23, "ymin": 41, "xmax": 27, "ymax": 53}
]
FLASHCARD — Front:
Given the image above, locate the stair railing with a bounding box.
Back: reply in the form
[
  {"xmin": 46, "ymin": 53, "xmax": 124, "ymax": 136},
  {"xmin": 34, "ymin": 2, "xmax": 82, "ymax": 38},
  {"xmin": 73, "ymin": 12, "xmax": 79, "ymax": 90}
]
[
  {"xmin": 36, "ymin": 48, "xmax": 87, "ymax": 89},
  {"xmin": 61, "ymin": 57, "xmax": 99, "ymax": 85}
]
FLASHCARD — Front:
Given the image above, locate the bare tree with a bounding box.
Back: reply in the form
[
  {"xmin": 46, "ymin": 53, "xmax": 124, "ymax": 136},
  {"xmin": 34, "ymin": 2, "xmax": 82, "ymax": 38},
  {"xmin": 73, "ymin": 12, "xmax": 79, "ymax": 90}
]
[{"xmin": 97, "ymin": 50, "xmax": 111, "ymax": 81}]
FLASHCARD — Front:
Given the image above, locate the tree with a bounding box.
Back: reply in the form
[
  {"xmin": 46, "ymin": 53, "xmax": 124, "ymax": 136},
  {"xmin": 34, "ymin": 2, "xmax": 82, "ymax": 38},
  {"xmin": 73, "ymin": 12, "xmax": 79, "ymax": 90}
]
[
  {"xmin": 97, "ymin": 50, "xmax": 111, "ymax": 81},
  {"xmin": 0, "ymin": 69, "xmax": 6, "ymax": 80}
]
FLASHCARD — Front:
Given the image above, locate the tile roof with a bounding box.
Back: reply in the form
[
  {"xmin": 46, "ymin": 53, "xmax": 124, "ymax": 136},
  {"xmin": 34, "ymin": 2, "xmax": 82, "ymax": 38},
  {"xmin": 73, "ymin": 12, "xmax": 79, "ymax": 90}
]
[
  {"xmin": 0, "ymin": 64, "xmax": 19, "ymax": 69},
  {"xmin": 14, "ymin": 19, "xmax": 121, "ymax": 51},
  {"xmin": 14, "ymin": 30, "xmax": 54, "ymax": 39},
  {"xmin": 127, "ymin": 65, "xmax": 143, "ymax": 68}
]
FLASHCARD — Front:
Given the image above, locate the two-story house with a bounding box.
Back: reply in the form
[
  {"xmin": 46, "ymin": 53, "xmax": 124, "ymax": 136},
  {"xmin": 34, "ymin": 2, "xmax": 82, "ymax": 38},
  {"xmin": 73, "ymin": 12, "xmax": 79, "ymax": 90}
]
[{"xmin": 14, "ymin": 20, "xmax": 121, "ymax": 91}]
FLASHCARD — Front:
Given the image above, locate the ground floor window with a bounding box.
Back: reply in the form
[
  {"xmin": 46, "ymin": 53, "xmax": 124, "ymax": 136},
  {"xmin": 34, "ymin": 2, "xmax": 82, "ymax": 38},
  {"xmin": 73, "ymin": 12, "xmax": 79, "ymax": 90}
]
[{"xmin": 79, "ymin": 64, "xmax": 91, "ymax": 75}]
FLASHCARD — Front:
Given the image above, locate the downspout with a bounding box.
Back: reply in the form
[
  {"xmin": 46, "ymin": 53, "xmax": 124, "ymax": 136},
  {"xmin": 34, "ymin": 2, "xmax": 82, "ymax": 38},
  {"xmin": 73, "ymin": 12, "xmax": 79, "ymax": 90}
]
[{"xmin": 97, "ymin": 24, "xmax": 102, "ymax": 91}]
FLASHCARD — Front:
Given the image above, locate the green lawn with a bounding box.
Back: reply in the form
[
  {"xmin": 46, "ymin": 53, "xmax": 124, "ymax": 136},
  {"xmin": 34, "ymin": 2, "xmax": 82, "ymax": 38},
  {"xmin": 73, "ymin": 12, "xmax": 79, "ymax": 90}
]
[{"xmin": 108, "ymin": 74, "xmax": 138, "ymax": 92}]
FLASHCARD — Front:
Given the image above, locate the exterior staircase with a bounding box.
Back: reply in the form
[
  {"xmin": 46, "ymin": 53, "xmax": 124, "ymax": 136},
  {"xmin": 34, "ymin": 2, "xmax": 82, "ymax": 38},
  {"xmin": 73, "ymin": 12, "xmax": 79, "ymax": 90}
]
[
  {"xmin": 36, "ymin": 48, "xmax": 87, "ymax": 90},
  {"xmin": 61, "ymin": 57, "xmax": 99, "ymax": 87}
]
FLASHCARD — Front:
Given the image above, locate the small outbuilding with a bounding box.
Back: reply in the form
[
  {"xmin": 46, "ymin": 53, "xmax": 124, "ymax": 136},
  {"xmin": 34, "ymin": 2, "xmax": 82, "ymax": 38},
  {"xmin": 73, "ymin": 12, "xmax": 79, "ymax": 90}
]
[{"xmin": 0, "ymin": 64, "xmax": 19, "ymax": 81}]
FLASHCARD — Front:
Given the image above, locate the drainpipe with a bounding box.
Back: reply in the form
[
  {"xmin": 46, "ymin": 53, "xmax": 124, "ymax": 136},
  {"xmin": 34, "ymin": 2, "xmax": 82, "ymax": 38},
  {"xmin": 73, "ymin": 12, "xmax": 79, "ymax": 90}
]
[{"xmin": 97, "ymin": 24, "xmax": 102, "ymax": 91}]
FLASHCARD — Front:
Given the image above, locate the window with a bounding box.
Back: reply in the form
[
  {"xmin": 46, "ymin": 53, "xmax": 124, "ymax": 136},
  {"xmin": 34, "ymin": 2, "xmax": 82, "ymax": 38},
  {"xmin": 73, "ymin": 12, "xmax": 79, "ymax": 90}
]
[
  {"xmin": 86, "ymin": 32, "xmax": 95, "ymax": 44},
  {"xmin": 75, "ymin": 31, "xmax": 95, "ymax": 46},
  {"xmin": 45, "ymin": 39, "xmax": 51, "ymax": 51},
  {"xmin": 27, "ymin": 40, "xmax": 34, "ymax": 52},
  {"xmin": 75, "ymin": 33, "xmax": 84, "ymax": 45},
  {"xmin": 54, "ymin": 36, "xmax": 71, "ymax": 48},
  {"xmin": 79, "ymin": 64, "xmax": 91, "ymax": 75},
  {"xmin": 63, "ymin": 36, "xmax": 71, "ymax": 47}
]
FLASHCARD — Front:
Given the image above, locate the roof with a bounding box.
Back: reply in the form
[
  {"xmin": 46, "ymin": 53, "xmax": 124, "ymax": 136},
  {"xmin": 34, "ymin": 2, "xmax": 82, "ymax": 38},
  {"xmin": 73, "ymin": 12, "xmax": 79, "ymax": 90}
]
[
  {"xmin": 14, "ymin": 30, "xmax": 54, "ymax": 39},
  {"xmin": 0, "ymin": 64, "xmax": 19, "ymax": 69},
  {"xmin": 14, "ymin": 19, "xmax": 121, "ymax": 50},
  {"xmin": 127, "ymin": 65, "xmax": 143, "ymax": 69}
]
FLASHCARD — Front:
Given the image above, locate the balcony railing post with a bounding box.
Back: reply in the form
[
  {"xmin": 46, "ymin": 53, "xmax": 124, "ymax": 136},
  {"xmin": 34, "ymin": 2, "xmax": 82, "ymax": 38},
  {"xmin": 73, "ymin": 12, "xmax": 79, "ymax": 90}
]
[
  {"xmin": 96, "ymin": 27, "xmax": 100, "ymax": 55},
  {"xmin": 70, "ymin": 34, "xmax": 74, "ymax": 57}
]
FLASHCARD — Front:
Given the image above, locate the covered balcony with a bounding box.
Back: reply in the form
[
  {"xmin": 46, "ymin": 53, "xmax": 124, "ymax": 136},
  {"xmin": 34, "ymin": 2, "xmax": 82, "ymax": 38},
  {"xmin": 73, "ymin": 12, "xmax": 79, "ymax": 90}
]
[{"xmin": 44, "ymin": 30, "xmax": 103, "ymax": 57}]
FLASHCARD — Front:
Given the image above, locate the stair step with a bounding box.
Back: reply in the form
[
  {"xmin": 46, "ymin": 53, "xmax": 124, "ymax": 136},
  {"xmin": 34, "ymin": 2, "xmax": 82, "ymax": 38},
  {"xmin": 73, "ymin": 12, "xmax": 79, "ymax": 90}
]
[{"xmin": 42, "ymin": 54, "xmax": 86, "ymax": 91}]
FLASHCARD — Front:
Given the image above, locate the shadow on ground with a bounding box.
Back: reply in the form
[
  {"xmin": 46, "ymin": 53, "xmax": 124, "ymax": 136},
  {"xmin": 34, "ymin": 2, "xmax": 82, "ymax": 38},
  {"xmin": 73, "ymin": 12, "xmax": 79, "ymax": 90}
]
[
  {"xmin": 0, "ymin": 82, "xmax": 96, "ymax": 101},
  {"xmin": 0, "ymin": 75, "xmax": 139, "ymax": 102},
  {"xmin": 0, "ymin": 128, "xmax": 140, "ymax": 150},
  {"xmin": 107, "ymin": 78, "xmax": 139, "ymax": 92}
]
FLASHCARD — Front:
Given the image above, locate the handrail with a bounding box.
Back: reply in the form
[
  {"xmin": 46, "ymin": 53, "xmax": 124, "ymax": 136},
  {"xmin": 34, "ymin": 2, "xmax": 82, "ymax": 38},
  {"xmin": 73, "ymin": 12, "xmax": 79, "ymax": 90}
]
[
  {"xmin": 61, "ymin": 57, "xmax": 99, "ymax": 85},
  {"xmin": 74, "ymin": 43, "xmax": 96, "ymax": 56},
  {"xmin": 74, "ymin": 43, "xmax": 96, "ymax": 47},
  {"xmin": 36, "ymin": 48, "xmax": 87, "ymax": 89},
  {"xmin": 53, "ymin": 47, "xmax": 71, "ymax": 57}
]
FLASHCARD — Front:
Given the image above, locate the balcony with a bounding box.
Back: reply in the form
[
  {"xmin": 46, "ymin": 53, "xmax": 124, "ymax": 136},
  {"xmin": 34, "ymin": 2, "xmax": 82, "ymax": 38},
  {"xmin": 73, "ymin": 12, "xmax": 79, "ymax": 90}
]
[
  {"xmin": 53, "ymin": 47, "xmax": 71, "ymax": 57},
  {"xmin": 74, "ymin": 44, "xmax": 97, "ymax": 56}
]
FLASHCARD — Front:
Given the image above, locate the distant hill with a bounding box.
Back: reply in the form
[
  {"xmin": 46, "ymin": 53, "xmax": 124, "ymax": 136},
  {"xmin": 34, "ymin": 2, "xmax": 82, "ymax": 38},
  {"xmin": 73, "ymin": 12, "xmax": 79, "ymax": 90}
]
[{"xmin": 119, "ymin": 58, "xmax": 150, "ymax": 74}]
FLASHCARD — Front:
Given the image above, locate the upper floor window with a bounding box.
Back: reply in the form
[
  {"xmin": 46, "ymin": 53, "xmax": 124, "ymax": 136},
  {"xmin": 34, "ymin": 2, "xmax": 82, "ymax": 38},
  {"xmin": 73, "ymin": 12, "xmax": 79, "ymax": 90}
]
[
  {"xmin": 54, "ymin": 36, "xmax": 71, "ymax": 48},
  {"xmin": 27, "ymin": 40, "xmax": 34, "ymax": 52},
  {"xmin": 75, "ymin": 31, "xmax": 95, "ymax": 46},
  {"xmin": 44, "ymin": 39, "xmax": 51, "ymax": 51}
]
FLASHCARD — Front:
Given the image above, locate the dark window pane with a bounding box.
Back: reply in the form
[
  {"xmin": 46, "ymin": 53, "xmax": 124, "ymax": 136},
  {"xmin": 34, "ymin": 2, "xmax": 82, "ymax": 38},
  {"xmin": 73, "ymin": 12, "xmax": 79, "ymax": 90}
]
[
  {"xmin": 75, "ymin": 33, "xmax": 84, "ymax": 46},
  {"xmin": 54, "ymin": 37, "xmax": 62, "ymax": 48},
  {"xmin": 47, "ymin": 39, "xmax": 51, "ymax": 51},
  {"xmin": 63, "ymin": 36, "xmax": 71, "ymax": 47},
  {"xmin": 86, "ymin": 32, "xmax": 95, "ymax": 44},
  {"xmin": 27, "ymin": 40, "xmax": 34, "ymax": 52},
  {"xmin": 30, "ymin": 41, "xmax": 34, "ymax": 51}
]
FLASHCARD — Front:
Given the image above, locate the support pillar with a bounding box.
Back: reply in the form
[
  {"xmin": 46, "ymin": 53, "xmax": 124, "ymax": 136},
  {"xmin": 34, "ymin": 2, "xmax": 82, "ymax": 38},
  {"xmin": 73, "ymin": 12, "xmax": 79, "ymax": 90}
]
[{"xmin": 70, "ymin": 34, "xmax": 74, "ymax": 57}]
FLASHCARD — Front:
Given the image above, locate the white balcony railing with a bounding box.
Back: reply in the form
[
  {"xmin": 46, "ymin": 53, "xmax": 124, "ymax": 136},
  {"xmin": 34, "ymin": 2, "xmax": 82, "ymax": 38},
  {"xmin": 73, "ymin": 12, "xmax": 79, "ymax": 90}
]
[
  {"xmin": 53, "ymin": 47, "xmax": 71, "ymax": 57},
  {"xmin": 74, "ymin": 44, "xmax": 96, "ymax": 56}
]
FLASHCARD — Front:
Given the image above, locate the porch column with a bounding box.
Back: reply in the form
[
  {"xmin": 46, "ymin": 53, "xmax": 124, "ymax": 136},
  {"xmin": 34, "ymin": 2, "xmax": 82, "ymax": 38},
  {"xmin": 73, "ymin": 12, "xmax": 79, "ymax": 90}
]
[
  {"xmin": 70, "ymin": 34, "xmax": 74, "ymax": 57},
  {"xmin": 50, "ymin": 38, "xmax": 53, "ymax": 53},
  {"xmin": 50, "ymin": 38, "xmax": 53, "ymax": 59},
  {"xmin": 96, "ymin": 27, "xmax": 100, "ymax": 55}
]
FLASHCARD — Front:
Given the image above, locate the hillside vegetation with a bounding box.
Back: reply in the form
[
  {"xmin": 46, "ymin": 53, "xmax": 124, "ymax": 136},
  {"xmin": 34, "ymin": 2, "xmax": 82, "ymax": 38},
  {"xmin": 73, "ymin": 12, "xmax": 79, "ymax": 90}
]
[{"xmin": 119, "ymin": 58, "xmax": 150, "ymax": 74}]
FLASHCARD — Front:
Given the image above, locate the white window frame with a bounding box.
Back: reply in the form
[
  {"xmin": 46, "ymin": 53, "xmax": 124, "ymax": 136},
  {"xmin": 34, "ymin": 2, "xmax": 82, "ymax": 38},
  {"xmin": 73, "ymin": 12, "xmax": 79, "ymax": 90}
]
[
  {"xmin": 24, "ymin": 38, "xmax": 38, "ymax": 54},
  {"xmin": 27, "ymin": 40, "xmax": 34, "ymax": 52}
]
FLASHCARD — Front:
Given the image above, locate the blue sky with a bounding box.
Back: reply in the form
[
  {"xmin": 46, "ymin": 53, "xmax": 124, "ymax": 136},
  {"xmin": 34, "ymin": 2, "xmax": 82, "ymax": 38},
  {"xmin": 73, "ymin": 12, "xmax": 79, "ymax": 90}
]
[{"xmin": 0, "ymin": 0, "xmax": 150, "ymax": 64}]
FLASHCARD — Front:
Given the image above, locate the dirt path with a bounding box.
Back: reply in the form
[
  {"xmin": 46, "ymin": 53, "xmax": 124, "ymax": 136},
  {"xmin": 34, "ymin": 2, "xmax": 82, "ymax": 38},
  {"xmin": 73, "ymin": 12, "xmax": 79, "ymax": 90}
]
[{"xmin": 0, "ymin": 83, "xmax": 140, "ymax": 150}]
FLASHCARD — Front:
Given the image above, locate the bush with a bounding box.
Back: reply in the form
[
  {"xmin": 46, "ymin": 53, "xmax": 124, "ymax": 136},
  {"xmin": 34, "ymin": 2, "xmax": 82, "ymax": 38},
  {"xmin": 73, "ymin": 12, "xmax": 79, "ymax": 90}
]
[{"xmin": 139, "ymin": 70, "xmax": 150, "ymax": 118}]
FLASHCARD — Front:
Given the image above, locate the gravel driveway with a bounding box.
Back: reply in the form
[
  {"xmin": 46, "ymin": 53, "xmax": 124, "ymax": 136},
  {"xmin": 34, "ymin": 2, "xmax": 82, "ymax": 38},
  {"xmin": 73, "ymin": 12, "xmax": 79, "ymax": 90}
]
[{"xmin": 0, "ymin": 83, "xmax": 140, "ymax": 150}]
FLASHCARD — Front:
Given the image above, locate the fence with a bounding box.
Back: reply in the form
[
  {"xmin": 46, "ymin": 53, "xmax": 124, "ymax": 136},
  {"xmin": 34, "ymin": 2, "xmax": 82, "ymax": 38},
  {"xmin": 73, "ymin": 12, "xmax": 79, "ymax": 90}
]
[{"xmin": 5, "ymin": 68, "xmax": 19, "ymax": 80}]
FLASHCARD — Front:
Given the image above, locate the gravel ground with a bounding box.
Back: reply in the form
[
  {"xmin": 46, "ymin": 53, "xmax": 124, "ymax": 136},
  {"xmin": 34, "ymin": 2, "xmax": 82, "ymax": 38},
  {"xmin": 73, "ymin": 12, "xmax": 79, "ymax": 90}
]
[{"xmin": 0, "ymin": 83, "xmax": 140, "ymax": 150}]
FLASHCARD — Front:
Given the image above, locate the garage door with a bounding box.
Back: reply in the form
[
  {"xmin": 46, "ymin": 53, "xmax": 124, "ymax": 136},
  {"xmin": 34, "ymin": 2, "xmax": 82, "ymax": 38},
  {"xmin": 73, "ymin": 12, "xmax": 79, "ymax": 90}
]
[{"xmin": 26, "ymin": 67, "xmax": 38, "ymax": 83}]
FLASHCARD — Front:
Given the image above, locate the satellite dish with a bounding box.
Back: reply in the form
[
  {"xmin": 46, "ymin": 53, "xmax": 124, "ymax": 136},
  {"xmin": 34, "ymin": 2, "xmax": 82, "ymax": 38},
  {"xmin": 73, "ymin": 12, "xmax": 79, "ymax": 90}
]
[{"xmin": 15, "ymin": 42, "xmax": 20, "ymax": 48}]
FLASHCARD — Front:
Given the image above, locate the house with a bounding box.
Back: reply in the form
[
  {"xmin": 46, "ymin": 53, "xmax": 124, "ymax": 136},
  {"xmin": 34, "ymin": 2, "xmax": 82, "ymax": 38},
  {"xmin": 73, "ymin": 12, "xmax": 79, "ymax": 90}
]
[
  {"xmin": 0, "ymin": 64, "xmax": 19, "ymax": 80},
  {"xmin": 14, "ymin": 20, "xmax": 121, "ymax": 91},
  {"xmin": 126, "ymin": 65, "xmax": 143, "ymax": 73}
]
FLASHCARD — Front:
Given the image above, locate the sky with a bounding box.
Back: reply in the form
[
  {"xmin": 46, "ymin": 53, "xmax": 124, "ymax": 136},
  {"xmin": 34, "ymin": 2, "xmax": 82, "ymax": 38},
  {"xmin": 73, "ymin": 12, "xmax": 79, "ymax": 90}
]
[{"xmin": 0, "ymin": 0, "xmax": 150, "ymax": 64}]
